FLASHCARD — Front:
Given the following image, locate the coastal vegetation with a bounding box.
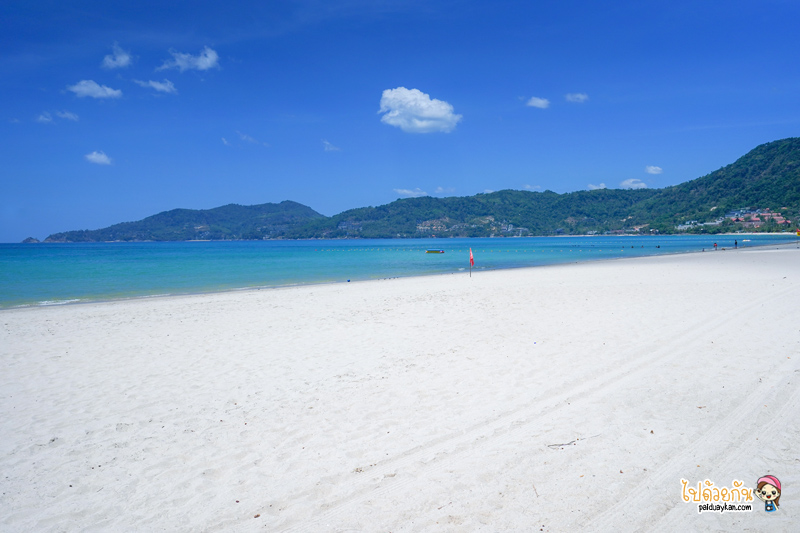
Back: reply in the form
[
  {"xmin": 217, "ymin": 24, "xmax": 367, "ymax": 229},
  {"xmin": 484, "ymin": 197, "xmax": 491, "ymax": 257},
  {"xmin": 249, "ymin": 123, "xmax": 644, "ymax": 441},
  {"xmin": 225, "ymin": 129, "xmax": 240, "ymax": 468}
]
[{"xmin": 42, "ymin": 138, "xmax": 800, "ymax": 242}]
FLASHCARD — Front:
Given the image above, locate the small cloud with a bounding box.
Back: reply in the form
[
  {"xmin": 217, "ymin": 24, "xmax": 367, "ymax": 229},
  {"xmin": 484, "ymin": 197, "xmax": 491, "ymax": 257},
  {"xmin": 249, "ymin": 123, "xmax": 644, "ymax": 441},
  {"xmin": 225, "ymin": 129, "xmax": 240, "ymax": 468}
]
[
  {"xmin": 158, "ymin": 46, "xmax": 219, "ymax": 72},
  {"xmin": 56, "ymin": 110, "xmax": 79, "ymax": 121},
  {"xmin": 39, "ymin": 111, "xmax": 79, "ymax": 123},
  {"xmin": 68, "ymin": 80, "xmax": 122, "ymax": 99},
  {"xmin": 525, "ymin": 97, "xmax": 550, "ymax": 109},
  {"xmin": 102, "ymin": 42, "xmax": 131, "ymax": 69},
  {"xmin": 379, "ymin": 87, "xmax": 462, "ymax": 133},
  {"xmin": 322, "ymin": 139, "xmax": 340, "ymax": 152},
  {"xmin": 434, "ymin": 186, "xmax": 455, "ymax": 194},
  {"xmin": 523, "ymin": 184, "xmax": 542, "ymax": 191},
  {"xmin": 237, "ymin": 131, "xmax": 257, "ymax": 143},
  {"xmin": 620, "ymin": 178, "xmax": 646, "ymax": 189},
  {"xmin": 85, "ymin": 151, "xmax": 112, "ymax": 165},
  {"xmin": 565, "ymin": 93, "xmax": 589, "ymax": 103},
  {"xmin": 134, "ymin": 79, "xmax": 177, "ymax": 94},
  {"xmin": 483, "ymin": 189, "xmax": 495, "ymax": 194},
  {"xmin": 645, "ymin": 165, "xmax": 663, "ymax": 175},
  {"xmin": 222, "ymin": 137, "xmax": 230, "ymax": 146},
  {"xmin": 236, "ymin": 130, "xmax": 268, "ymax": 147},
  {"xmin": 393, "ymin": 188, "xmax": 427, "ymax": 198},
  {"xmin": 588, "ymin": 183, "xmax": 607, "ymax": 190}
]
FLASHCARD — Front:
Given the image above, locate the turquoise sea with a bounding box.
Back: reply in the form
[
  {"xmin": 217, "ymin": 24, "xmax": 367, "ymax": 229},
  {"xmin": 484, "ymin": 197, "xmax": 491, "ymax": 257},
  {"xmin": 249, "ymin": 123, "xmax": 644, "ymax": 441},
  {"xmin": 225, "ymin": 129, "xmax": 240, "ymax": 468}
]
[{"xmin": 0, "ymin": 234, "xmax": 796, "ymax": 309}]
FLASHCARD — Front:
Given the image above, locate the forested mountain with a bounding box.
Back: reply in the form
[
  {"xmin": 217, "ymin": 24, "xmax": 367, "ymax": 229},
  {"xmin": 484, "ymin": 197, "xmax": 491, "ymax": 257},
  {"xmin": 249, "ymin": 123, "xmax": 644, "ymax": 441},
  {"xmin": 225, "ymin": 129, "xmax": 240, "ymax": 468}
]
[
  {"xmin": 283, "ymin": 188, "xmax": 659, "ymax": 238},
  {"xmin": 41, "ymin": 138, "xmax": 800, "ymax": 242},
  {"xmin": 44, "ymin": 201, "xmax": 324, "ymax": 242},
  {"xmin": 627, "ymin": 137, "xmax": 800, "ymax": 232},
  {"xmin": 285, "ymin": 137, "xmax": 800, "ymax": 238}
]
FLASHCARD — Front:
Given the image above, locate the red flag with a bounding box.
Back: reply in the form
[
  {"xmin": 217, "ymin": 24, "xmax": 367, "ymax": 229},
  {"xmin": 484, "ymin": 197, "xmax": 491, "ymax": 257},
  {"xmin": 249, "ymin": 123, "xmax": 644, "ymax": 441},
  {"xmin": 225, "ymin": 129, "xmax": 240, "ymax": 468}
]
[{"xmin": 469, "ymin": 248, "xmax": 474, "ymax": 266}]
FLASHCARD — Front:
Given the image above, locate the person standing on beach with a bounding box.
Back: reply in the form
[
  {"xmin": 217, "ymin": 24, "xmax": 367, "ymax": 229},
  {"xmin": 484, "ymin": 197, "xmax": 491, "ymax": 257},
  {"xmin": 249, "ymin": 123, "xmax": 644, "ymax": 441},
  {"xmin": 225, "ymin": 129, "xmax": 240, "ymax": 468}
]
[
  {"xmin": 714, "ymin": 242, "xmax": 717, "ymax": 250},
  {"xmin": 735, "ymin": 240, "xmax": 738, "ymax": 248}
]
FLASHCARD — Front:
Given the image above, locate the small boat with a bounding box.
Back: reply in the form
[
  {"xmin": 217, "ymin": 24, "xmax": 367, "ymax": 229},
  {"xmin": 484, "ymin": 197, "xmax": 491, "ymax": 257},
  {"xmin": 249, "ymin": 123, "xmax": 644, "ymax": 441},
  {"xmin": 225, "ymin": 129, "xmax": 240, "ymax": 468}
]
[{"xmin": 425, "ymin": 249, "xmax": 445, "ymax": 254}]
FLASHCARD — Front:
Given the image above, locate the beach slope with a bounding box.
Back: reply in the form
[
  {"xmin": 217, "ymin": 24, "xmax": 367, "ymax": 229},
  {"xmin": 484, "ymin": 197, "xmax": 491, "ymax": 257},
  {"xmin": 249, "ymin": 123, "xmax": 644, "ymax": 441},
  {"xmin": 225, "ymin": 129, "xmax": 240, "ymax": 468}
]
[{"xmin": 2, "ymin": 247, "xmax": 798, "ymax": 531}]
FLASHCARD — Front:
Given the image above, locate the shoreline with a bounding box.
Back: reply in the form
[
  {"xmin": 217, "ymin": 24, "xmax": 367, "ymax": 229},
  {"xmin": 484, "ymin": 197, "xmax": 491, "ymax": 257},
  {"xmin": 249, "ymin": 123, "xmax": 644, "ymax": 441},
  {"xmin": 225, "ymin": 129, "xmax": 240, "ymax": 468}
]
[
  {"xmin": 4, "ymin": 238, "xmax": 797, "ymax": 312},
  {"xmin": 15, "ymin": 230, "xmax": 800, "ymax": 244}
]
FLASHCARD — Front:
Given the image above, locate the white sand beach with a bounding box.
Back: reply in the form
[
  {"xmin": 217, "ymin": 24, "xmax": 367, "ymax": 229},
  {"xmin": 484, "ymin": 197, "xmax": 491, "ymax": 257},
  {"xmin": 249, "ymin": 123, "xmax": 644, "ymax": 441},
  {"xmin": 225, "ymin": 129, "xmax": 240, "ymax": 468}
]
[{"xmin": 2, "ymin": 246, "xmax": 799, "ymax": 532}]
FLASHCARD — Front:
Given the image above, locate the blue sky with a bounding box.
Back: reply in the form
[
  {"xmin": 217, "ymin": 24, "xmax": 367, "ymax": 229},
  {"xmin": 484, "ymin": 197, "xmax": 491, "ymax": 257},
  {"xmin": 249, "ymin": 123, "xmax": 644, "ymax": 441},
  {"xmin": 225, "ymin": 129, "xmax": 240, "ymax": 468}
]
[{"xmin": 2, "ymin": 0, "xmax": 800, "ymax": 242}]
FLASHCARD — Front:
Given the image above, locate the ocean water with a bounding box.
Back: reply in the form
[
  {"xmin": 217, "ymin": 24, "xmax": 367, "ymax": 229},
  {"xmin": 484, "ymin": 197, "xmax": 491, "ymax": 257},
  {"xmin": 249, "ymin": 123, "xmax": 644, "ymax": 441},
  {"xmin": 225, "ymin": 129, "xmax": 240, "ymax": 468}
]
[{"xmin": 0, "ymin": 234, "xmax": 796, "ymax": 309}]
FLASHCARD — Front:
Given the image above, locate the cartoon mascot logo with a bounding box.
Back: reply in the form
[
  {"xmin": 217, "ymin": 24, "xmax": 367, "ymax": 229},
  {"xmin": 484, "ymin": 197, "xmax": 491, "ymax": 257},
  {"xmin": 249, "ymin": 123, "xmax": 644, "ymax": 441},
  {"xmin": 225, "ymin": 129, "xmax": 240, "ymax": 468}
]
[{"xmin": 755, "ymin": 475, "xmax": 781, "ymax": 512}]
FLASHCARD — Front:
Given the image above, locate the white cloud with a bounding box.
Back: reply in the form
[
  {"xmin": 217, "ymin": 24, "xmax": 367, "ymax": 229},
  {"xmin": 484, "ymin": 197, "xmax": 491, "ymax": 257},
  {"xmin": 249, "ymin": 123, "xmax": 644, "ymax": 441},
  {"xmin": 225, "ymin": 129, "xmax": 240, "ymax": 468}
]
[
  {"xmin": 483, "ymin": 189, "xmax": 495, "ymax": 194},
  {"xmin": 645, "ymin": 165, "xmax": 663, "ymax": 174},
  {"xmin": 322, "ymin": 139, "xmax": 340, "ymax": 151},
  {"xmin": 565, "ymin": 93, "xmax": 589, "ymax": 103},
  {"xmin": 588, "ymin": 183, "xmax": 607, "ymax": 190},
  {"xmin": 222, "ymin": 137, "xmax": 230, "ymax": 146},
  {"xmin": 393, "ymin": 188, "xmax": 428, "ymax": 197},
  {"xmin": 236, "ymin": 131, "xmax": 268, "ymax": 147},
  {"xmin": 523, "ymin": 184, "xmax": 542, "ymax": 191},
  {"xmin": 434, "ymin": 186, "xmax": 455, "ymax": 194},
  {"xmin": 102, "ymin": 43, "xmax": 131, "ymax": 69},
  {"xmin": 379, "ymin": 87, "xmax": 462, "ymax": 133},
  {"xmin": 526, "ymin": 97, "xmax": 550, "ymax": 109},
  {"xmin": 158, "ymin": 46, "xmax": 220, "ymax": 72},
  {"xmin": 620, "ymin": 178, "xmax": 646, "ymax": 189},
  {"xmin": 134, "ymin": 79, "xmax": 177, "ymax": 94},
  {"xmin": 56, "ymin": 110, "xmax": 79, "ymax": 121},
  {"xmin": 68, "ymin": 80, "xmax": 122, "ymax": 99},
  {"xmin": 85, "ymin": 151, "xmax": 112, "ymax": 165},
  {"xmin": 36, "ymin": 112, "xmax": 53, "ymax": 123}
]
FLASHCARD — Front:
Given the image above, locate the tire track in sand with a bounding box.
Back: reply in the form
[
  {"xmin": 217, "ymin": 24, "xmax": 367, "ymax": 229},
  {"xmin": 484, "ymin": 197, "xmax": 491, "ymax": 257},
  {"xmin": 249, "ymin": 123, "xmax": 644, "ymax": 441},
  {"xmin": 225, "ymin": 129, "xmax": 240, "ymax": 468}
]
[
  {"xmin": 276, "ymin": 283, "xmax": 797, "ymax": 532},
  {"xmin": 584, "ymin": 281, "xmax": 800, "ymax": 532}
]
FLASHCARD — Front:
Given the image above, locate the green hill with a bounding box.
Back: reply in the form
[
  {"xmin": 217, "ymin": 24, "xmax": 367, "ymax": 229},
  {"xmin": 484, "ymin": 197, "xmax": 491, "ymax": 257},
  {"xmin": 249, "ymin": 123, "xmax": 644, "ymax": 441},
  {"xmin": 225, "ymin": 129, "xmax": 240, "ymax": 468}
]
[
  {"xmin": 628, "ymin": 137, "xmax": 800, "ymax": 231},
  {"xmin": 42, "ymin": 137, "xmax": 800, "ymax": 242},
  {"xmin": 284, "ymin": 188, "xmax": 659, "ymax": 238},
  {"xmin": 44, "ymin": 201, "xmax": 325, "ymax": 242},
  {"xmin": 287, "ymin": 137, "xmax": 799, "ymax": 238}
]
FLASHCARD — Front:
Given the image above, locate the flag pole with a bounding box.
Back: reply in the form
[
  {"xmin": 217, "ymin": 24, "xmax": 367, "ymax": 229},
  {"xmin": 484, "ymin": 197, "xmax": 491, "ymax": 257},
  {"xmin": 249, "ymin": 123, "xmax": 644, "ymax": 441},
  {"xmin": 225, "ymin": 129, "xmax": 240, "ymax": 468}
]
[{"xmin": 469, "ymin": 247, "xmax": 474, "ymax": 277}]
